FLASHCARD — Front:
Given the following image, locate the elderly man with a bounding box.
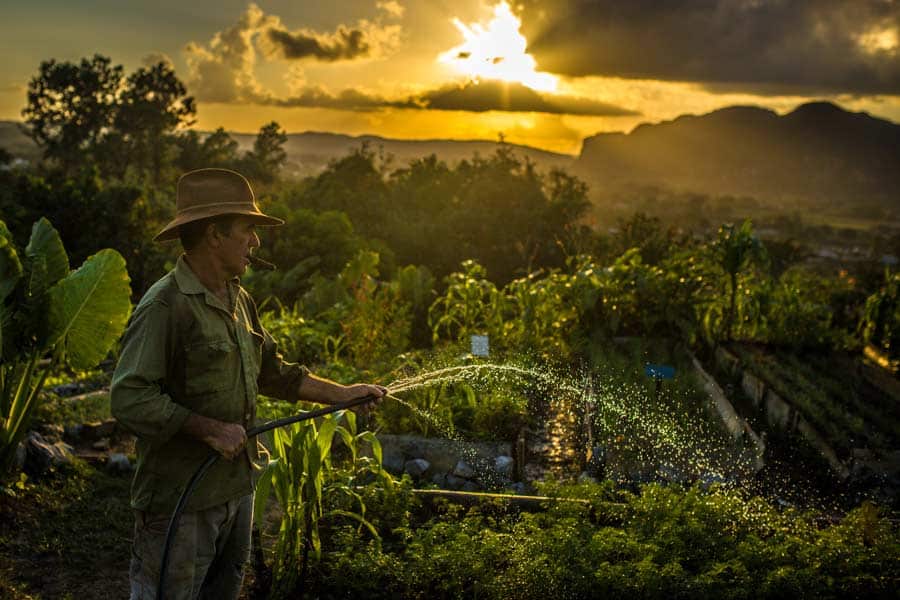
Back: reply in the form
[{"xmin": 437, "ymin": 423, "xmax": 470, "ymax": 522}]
[{"xmin": 111, "ymin": 168, "xmax": 384, "ymax": 599}]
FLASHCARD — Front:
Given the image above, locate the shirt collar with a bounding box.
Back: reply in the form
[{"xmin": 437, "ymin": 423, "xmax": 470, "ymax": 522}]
[
  {"xmin": 173, "ymin": 254, "xmax": 207, "ymax": 295},
  {"xmin": 173, "ymin": 254, "xmax": 240, "ymax": 313}
]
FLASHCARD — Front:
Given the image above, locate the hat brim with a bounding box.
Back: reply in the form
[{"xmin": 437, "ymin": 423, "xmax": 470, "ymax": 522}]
[{"xmin": 154, "ymin": 210, "xmax": 284, "ymax": 242}]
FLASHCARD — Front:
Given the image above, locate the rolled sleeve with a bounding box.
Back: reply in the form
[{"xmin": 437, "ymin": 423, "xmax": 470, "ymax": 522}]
[
  {"xmin": 111, "ymin": 300, "xmax": 192, "ymax": 445},
  {"xmin": 256, "ymin": 326, "xmax": 309, "ymax": 401}
]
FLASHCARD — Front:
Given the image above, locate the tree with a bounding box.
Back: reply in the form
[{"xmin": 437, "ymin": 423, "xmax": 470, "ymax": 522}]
[
  {"xmin": 175, "ymin": 128, "xmax": 240, "ymax": 173},
  {"xmin": 241, "ymin": 121, "xmax": 288, "ymax": 185},
  {"xmin": 22, "ymin": 54, "xmax": 123, "ymax": 175},
  {"xmin": 711, "ymin": 220, "xmax": 768, "ymax": 341},
  {"xmin": 113, "ymin": 61, "xmax": 195, "ymax": 185}
]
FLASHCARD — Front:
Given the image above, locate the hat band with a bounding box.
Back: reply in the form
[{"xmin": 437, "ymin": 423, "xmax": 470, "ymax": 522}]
[{"xmin": 176, "ymin": 201, "xmax": 260, "ymax": 216}]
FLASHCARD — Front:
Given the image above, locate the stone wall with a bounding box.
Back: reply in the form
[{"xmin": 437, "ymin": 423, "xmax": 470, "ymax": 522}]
[{"xmin": 713, "ymin": 346, "xmax": 850, "ymax": 480}]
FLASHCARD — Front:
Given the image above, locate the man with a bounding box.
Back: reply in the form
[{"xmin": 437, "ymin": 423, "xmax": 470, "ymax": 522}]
[{"xmin": 111, "ymin": 168, "xmax": 385, "ymax": 599}]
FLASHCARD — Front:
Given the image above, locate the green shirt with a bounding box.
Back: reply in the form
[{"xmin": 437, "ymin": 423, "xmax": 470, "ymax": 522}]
[{"xmin": 111, "ymin": 256, "xmax": 308, "ymax": 513}]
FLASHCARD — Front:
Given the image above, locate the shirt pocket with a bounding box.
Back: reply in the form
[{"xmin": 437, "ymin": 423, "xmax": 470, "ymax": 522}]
[{"xmin": 183, "ymin": 338, "xmax": 237, "ymax": 397}]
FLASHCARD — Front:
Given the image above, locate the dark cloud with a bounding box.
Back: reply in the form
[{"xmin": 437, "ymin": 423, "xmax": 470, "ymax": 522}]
[
  {"xmin": 265, "ymin": 79, "xmax": 638, "ymax": 116},
  {"xmin": 266, "ymin": 26, "xmax": 370, "ymax": 61},
  {"xmin": 411, "ymin": 80, "xmax": 639, "ymax": 116},
  {"xmin": 264, "ymin": 86, "xmax": 390, "ymax": 110},
  {"xmin": 517, "ymin": 0, "xmax": 900, "ymax": 95}
]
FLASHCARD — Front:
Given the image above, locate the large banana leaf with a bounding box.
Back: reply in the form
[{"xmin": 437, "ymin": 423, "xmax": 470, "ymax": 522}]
[
  {"xmin": 0, "ymin": 223, "xmax": 21, "ymax": 360},
  {"xmin": 46, "ymin": 249, "xmax": 132, "ymax": 369},
  {"xmin": 0, "ymin": 222, "xmax": 21, "ymax": 303},
  {"xmin": 25, "ymin": 218, "xmax": 69, "ymax": 299}
]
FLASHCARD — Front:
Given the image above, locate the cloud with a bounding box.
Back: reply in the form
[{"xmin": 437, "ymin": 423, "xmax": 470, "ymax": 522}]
[
  {"xmin": 183, "ymin": 3, "xmax": 275, "ymax": 103},
  {"xmin": 516, "ymin": 0, "xmax": 900, "ymax": 95},
  {"xmin": 180, "ymin": 3, "xmax": 637, "ymax": 117},
  {"xmin": 409, "ymin": 80, "xmax": 639, "ymax": 116},
  {"xmin": 183, "ymin": 3, "xmax": 401, "ymax": 103},
  {"xmin": 261, "ymin": 79, "xmax": 638, "ymax": 117},
  {"xmin": 141, "ymin": 52, "xmax": 174, "ymax": 69},
  {"xmin": 377, "ymin": 1, "xmax": 405, "ymax": 19},
  {"xmin": 265, "ymin": 27, "xmax": 369, "ymax": 61}
]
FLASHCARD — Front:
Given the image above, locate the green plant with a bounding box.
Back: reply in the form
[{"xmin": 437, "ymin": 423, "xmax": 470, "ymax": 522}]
[
  {"xmin": 708, "ymin": 220, "xmax": 768, "ymax": 342},
  {"xmin": 254, "ymin": 408, "xmax": 391, "ymax": 598},
  {"xmin": 859, "ymin": 270, "xmax": 900, "ymax": 362},
  {"xmin": 0, "ymin": 218, "xmax": 131, "ymax": 480},
  {"xmin": 428, "ymin": 260, "xmax": 502, "ymax": 345}
]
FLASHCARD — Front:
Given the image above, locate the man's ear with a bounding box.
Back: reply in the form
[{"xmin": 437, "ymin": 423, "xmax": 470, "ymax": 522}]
[{"xmin": 205, "ymin": 222, "xmax": 222, "ymax": 248}]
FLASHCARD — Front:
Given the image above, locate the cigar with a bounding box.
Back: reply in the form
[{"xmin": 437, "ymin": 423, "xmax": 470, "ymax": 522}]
[{"xmin": 248, "ymin": 255, "xmax": 276, "ymax": 271}]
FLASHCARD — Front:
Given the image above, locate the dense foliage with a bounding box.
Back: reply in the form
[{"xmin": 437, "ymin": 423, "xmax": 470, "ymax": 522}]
[{"xmin": 305, "ymin": 481, "xmax": 899, "ymax": 600}]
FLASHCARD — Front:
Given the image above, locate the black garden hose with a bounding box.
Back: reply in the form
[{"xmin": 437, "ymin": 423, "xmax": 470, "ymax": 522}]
[{"xmin": 156, "ymin": 393, "xmax": 378, "ymax": 599}]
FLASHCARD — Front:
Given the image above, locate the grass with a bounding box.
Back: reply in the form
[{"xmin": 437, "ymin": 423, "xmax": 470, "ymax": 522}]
[{"xmin": 0, "ymin": 460, "xmax": 132, "ymax": 599}]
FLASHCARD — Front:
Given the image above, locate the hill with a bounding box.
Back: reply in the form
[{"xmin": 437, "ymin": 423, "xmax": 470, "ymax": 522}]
[
  {"xmin": 228, "ymin": 131, "xmax": 575, "ymax": 177},
  {"xmin": 575, "ymin": 102, "xmax": 900, "ymax": 213},
  {"xmin": 0, "ymin": 123, "xmax": 574, "ymax": 176},
  {"xmin": 0, "ymin": 121, "xmax": 40, "ymax": 163}
]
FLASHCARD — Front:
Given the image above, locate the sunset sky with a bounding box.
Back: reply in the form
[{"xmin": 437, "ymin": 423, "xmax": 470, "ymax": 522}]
[{"xmin": 1, "ymin": 0, "xmax": 898, "ymax": 154}]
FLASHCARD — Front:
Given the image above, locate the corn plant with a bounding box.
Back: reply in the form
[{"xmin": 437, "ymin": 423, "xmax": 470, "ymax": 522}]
[
  {"xmin": 254, "ymin": 408, "xmax": 391, "ymax": 598},
  {"xmin": 0, "ymin": 218, "xmax": 131, "ymax": 480},
  {"xmin": 428, "ymin": 259, "xmax": 503, "ymax": 345}
]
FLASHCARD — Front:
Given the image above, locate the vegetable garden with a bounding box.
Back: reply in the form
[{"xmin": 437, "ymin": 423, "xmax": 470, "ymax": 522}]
[{"xmin": 2, "ymin": 122, "xmax": 900, "ymax": 597}]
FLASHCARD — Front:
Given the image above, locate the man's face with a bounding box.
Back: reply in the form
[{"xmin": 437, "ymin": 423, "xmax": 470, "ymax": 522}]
[{"xmin": 214, "ymin": 216, "xmax": 260, "ymax": 278}]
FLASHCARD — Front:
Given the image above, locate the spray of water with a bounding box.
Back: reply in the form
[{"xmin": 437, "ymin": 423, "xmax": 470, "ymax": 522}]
[{"xmin": 383, "ymin": 359, "xmax": 757, "ymax": 491}]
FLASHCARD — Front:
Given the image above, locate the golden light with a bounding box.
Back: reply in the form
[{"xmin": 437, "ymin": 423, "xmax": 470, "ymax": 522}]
[
  {"xmin": 858, "ymin": 26, "xmax": 898, "ymax": 54},
  {"xmin": 438, "ymin": 1, "xmax": 558, "ymax": 92}
]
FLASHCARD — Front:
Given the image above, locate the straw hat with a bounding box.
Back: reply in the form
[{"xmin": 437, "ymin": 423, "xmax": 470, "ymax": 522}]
[{"xmin": 153, "ymin": 168, "xmax": 284, "ymax": 242}]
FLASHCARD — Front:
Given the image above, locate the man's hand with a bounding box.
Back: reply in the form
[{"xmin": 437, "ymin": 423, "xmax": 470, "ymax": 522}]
[
  {"xmin": 183, "ymin": 413, "xmax": 247, "ymax": 460},
  {"xmin": 204, "ymin": 422, "xmax": 248, "ymax": 460},
  {"xmin": 341, "ymin": 383, "xmax": 387, "ymax": 414},
  {"xmin": 298, "ymin": 374, "xmax": 387, "ymax": 414}
]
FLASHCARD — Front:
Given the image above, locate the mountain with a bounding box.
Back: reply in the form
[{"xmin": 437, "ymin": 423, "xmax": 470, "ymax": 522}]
[
  {"xmin": 0, "ymin": 122, "xmax": 574, "ymax": 176},
  {"xmin": 575, "ymin": 102, "xmax": 900, "ymax": 210},
  {"xmin": 0, "ymin": 121, "xmax": 40, "ymax": 163},
  {"xmin": 227, "ymin": 131, "xmax": 574, "ymax": 177}
]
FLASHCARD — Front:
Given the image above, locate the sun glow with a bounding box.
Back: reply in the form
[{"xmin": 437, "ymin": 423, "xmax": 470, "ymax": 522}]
[{"xmin": 439, "ymin": 1, "xmax": 558, "ymax": 92}]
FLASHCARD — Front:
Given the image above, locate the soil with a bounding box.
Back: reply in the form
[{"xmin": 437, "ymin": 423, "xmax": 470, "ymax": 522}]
[{"xmin": 0, "ymin": 427, "xmax": 277, "ymax": 600}]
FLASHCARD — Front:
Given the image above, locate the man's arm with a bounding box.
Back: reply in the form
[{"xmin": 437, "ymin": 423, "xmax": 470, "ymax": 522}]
[{"xmin": 298, "ymin": 373, "xmax": 386, "ymax": 408}]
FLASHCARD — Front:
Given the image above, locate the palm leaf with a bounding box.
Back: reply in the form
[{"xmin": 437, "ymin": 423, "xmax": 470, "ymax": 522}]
[{"xmin": 46, "ymin": 249, "xmax": 132, "ymax": 369}]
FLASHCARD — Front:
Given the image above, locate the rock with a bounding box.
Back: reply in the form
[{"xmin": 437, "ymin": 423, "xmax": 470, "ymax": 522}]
[
  {"xmin": 403, "ymin": 458, "xmax": 430, "ymax": 478},
  {"xmin": 452, "ymin": 460, "xmax": 475, "ymax": 479},
  {"xmin": 13, "ymin": 442, "xmax": 26, "ymax": 473},
  {"xmin": 445, "ymin": 474, "xmax": 467, "ymax": 490},
  {"xmin": 431, "ymin": 473, "xmax": 447, "ymax": 488},
  {"xmin": 24, "ymin": 431, "xmax": 73, "ymax": 475},
  {"xmin": 80, "ymin": 420, "xmax": 117, "ymax": 441},
  {"xmin": 92, "ymin": 438, "xmax": 111, "ymax": 451},
  {"xmin": 494, "ymin": 455, "xmax": 514, "ymax": 477},
  {"xmin": 106, "ymin": 453, "xmax": 132, "ymax": 474},
  {"xmin": 508, "ymin": 482, "xmax": 528, "ymax": 495},
  {"xmin": 461, "ymin": 480, "xmax": 481, "ymax": 492},
  {"xmin": 368, "ymin": 434, "xmax": 512, "ymax": 477},
  {"xmin": 50, "ymin": 382, "xmax": 86, "ymax": 397},
  {"xmin": 63, "ymin": 424, "xmax": 83, "ymax": 443},
  {"xmin": 382, "ymin": 453, "xmax": 405, "ymax": 475},
  {"xmin": 37, "ymin": 423, "xmax": 64, "ymax": 442}
]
